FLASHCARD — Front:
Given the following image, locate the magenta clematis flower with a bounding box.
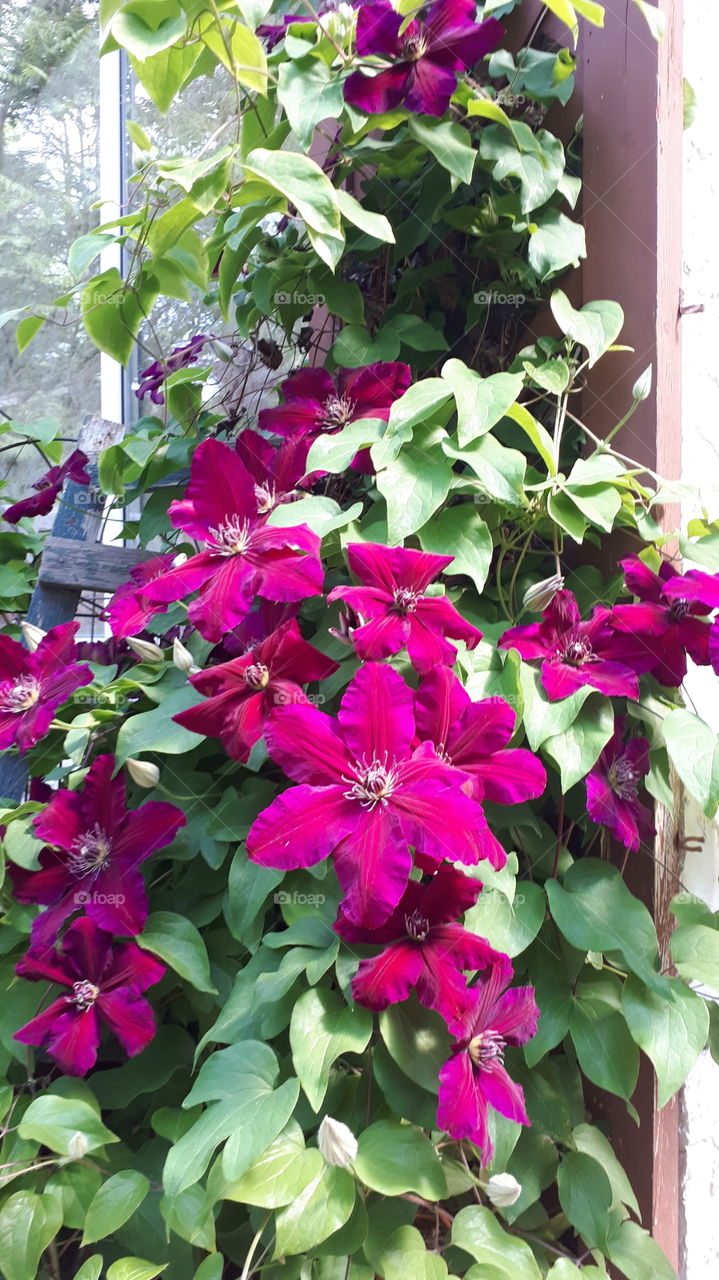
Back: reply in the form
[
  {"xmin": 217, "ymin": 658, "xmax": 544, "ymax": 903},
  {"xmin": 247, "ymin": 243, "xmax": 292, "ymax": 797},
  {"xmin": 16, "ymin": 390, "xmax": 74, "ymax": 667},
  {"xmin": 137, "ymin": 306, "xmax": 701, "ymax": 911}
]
[
  {"xmin": 234, "ymin": 429, "xmax": 313, "ymax": 513},
  {"xmin": 247, "ymin": 663, "xmax": 502, "ymax": 928},
  {"xmin": 3, "ymin": 449, "xmax": 91, "ymax": 524},
  {"xmin": 258, "ymin": 363, "xmax": 411, "ymax": 443},
  {"xmin": 132, "ymin": 440, "xmax": 323, "ymax": 643},
  {"xmin": 414, "ymin": 666, "xmax": 546, "ymax": 805},
  {"xmin": 136, "ymin": 334, "xmax": 210, "ymax": 404},
  {"xmin": 0, "ymin": 622, "xmax": 92, "ymax": 753},
  {"xmin": 9, "ymin": 755, "xmax": 185, "ymax": 948},
  {"xmin": 499, "ymin": 589, "xmax": 652, "ymax": 701},
  {"xmin": 612, "ymin": 557, "xmax": 715, "ymax": 687},
  {"xmin": 173, "ymin": 619, "xmax": 338, "ymax": 762},
  {"xmin": 327, "ymin": 543, "xmax": 482, "ymax": 675},
  {"xmin": 344, "ymin": 0, "xmax": 503, "ymax": 118},
  {"xmin": 586, "ymin": 717, "xmax": 655, "ymax": 852},
  {"xmin": 336, "ymin": 863, "xmax": 510, "ymax": 1029},
  {"xmin": 14, "ymin": 917, "xmax": 164, "ymax": 1076},
  {"xmin": 105, "ymin": 553, "xmax": 177, "ymax": 639},
  {"xmin": 437, "ymin": 965, "xmax": 538, "ymax": 1160}
]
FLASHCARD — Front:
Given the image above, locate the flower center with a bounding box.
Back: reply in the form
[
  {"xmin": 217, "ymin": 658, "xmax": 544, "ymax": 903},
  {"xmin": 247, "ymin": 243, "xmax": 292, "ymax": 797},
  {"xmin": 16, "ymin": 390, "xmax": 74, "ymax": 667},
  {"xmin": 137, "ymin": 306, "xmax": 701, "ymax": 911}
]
[
  {"xmin": 208, "ymin": 515, "xmax": 252, "ymax": 555},
  {"xmin": 0, "ymin": 675, "xmax": 41, "ymax": 714},
  {"xmin": 254, "ymin": 482, "xmax": 276, "ymax": 514},
  {"xmin": 668, "ymin": 596, "xmax": 690, "ymax": 620},
  {"xmin": 608, "ymin": 753, "xmax": 640, "ymax": 800},
  {"xmin": 323, "ymin": 393, "xmax": 355, "ymax": 430},
  {"xmin": 468, "ymin": 1028, "xmax": 505, "ymax": 1068},
  {"xmin": 403, "ymin": 31, "xmax": 428, "ymax": 60},
  {"xmin": 392, "ymin": 586, "xmax": 419, "ymax": 615},
  {"xmin": 343, "ymin": 754, "xmax": 401, "ymax": 808},
  {"xmin": 71, "ymin": 979, "xmax": 100, "ymax": 1010},
  {"xmin": 67, "ymin": 823, "xmax": 112, "ymax": 879},
  {"xmin": 245, "ymin": 662, "xmax": 270, "ymax": 691},
  {"xmin": 405, "ymin": 909, "xmax": 430, "ymax": 941},
  {"xmin": 561, "ymin": 636, "xmax": 594, "ymax": 666}
]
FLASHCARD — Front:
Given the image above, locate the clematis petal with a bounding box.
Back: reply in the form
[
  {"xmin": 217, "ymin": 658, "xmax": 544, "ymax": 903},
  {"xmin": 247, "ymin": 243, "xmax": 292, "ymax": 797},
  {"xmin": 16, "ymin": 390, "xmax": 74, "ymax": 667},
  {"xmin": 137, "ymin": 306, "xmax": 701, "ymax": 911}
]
[
  {"xmin": 187, "ymin": 557, "xmax": 256, "ymax": 642},
  {"xmin": 347, "ymin": 612, "xmax": 411, "ymax": 663},
  {"xmin": 61, "ymin": 917, "xmax": 112, "ymax": 985},
  {"xmin": 44, "ymin": 1007, "xmax": 101, "ymax": 1076},
  {"xmin": 351, "ymin": 941, "xmax": 423, "ymax": 1010},
  {"xmin": 481, "ymin": 1062, "xmax": 530, "ymax": 1126},
  {"xmin": 338, "ymin": 662, "xmax": 415, "ymax": 762},
  {"xmin": 333, "ymin": 804, "xmax": 412, "ymax": 927},
  {"xmin": 87, "ymin": 865, "xmax": 150, "ymax": 937},
  {"xmin": 97, "ymin": 988, "xmax": 157, "ymax": 1057},
  {"xmin": 247, "ymin": 785, "xmax": 356, "ymax": 869},
  {"xmin": 105, "ymin": 941, "xmax": 165, "ymax": 992},
  {"xmin": 0, "ymin": 633, "xmax": 31, "ymax": 678},
  {"xmin": 81, "ymin": 755, "xmax": 126, "ymax": 837},
  {"xmin": 33, "ymin": 790, "xmax": 85, "ymax": 851},
  {"xmin": 143, "ymin": 550, "xmax": 226, "ymax": 605},
  {"xmin": 354, "ymin": 0, "xmax": 403, "ymax": 56},
  {"xmin": 341, "ymin": 362, "xmax": 412, "ymax": 419},
  {"xmin": 437, "ymin": 1050, "xmax": 491, "ymax": 1154},
  {"xmin": 620, "ymin": 556, "xmax": 664, "ymax": 603},
  {"xmin": 14, "ymin": 998, "xmax": 74, "ymax": 1046},
  {"xmin": 662, "ymin": 568, "xmax": 719, "ymax": 610},
  {"xmin": 541, "ymin": 657, "xmax": 639, "ymax": 701},
  {"xmin": 415, "ymin": 666, "xmax": 471, "ymax": 749},
  {"xmin": 265, "ymin": 704, "xmax": 349, "ymax": 784},
  {"xmin": 257, "ymin": 397, "xmax": 326, "ymax": 439},
  {"xmin": 403, "ymin": 58, "xmax": 459, "ymax": 116},
  {"xmin": 345, "ymin": 61, "xmax": 414, "ymax": 114},
  {"xmin": 168, "ymin": 439, "xmax": 258, "ymax": 538},
  {"xmin": 112, "ymin": 802, "xmax": 185, "ymax": 866},
  {"xmin": 420, "ymin": 864, "xmax": 482, "ymax": 923}
]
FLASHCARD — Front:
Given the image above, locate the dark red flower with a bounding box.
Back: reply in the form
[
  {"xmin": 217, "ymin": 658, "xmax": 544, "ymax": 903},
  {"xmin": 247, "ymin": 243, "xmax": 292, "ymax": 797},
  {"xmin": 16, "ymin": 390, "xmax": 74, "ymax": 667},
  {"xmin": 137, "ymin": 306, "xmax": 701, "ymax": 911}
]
[
  {"xmin": 258, "ymin": 363, "xmax": 411, "ymax": 447},
  {"xmin": 499, "ymin": 589, "xmax": 652, "ymax": 701},
  {"xmin": 234, "ymin": 429, "xmax": 313, "ymax": 513},
  {"xmin": 0, "ymin": 622, "xmax": 92, "ymax": 753},
  {"xmin": 612, "ymin": 557, "xmax": 715, "ymax": 687},
  {"xmin": 136, "ymin": 335, "xmax": 210, "ymax": 405},
  {"xmin": 586, "ymin": 717, "xmax": 655, "ymax": 852},
  {"xmin": 128, "ymin": 440, "xmax": 324, "ymax": 643},
  {"xmin": 414, "ymin": 666, "xmax": 546, "ymax": 805},
  {"xmin": 437, "ymin": 966, "xmax": 538, "ymax": 1160},
  {"xmin": 336, "ymin": 863, "xmax": 510, "ymax": 1029},
  {"xmin": 344, "ymin": 0, "xmax": 503, "ymax": 118},
  {"xmin": 3, "ymin": 449, "xmax": 90, "ymax": 524},
  {"xmin": 327, "ymin": 542, "xmax": 482, "ymax": 675},
  {"xmin": 14, "ymin": 917, "xmax": 164, "ymax": 1076},
  {"xmin": 9, "ymin": 755, "xmax": 185, "ymax": 949},
  {"xmin": 173, "ymin": 619, "xmax": 338, "ymax": 762},
  {"xmin": 105, "ymin": 553, "xmax": 177, "ymax": 639}
]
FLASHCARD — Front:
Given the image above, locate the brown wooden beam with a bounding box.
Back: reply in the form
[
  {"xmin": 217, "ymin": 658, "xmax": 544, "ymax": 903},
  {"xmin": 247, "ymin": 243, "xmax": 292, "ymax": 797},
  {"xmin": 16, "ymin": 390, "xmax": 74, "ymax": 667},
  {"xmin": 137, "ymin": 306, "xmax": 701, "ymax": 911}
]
[
  {"xmin": 578, "ymin": 0, "xmax": 684, "ymax": 1269},
  {"xmin": 38, "ymin": 537, "xmax": 146, "ymax": 594}
]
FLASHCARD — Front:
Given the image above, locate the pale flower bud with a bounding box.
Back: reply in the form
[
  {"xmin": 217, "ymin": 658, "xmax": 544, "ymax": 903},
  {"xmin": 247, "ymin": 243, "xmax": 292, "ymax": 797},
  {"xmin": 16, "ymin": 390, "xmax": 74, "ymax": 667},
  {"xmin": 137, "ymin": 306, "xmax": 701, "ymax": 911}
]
[
  {"xmin": 173, "ymin": 637, "xmax": 198, "ymax": 674},
  {"xmin": 486, "ymin": 1172, "xmax": 522, "ymax": 1208},
  {"xmin": 522, "ymin": 574, "xmax": 565, "ymax": 613},
  {"xmin": 126, "ymin": 759, "xmax": 160, "ymax": 789},
  {"xmin": 67, "ymin": 1131, "xmax": 89, "ymax": 1160},
  {"xmin": 21, "ymin": 622, "xmax": 46, "ymax": 652},
  {"xmin": 127, "ymin": 636, "xmax": 165, "ymax": 664},
  {"xmin": 318, "ymin": 1116, "xmax": 358, "ymax": 1168},
  {"xmin": 632, "ymin": 365, "xmax": 653, "ymax": 402}
]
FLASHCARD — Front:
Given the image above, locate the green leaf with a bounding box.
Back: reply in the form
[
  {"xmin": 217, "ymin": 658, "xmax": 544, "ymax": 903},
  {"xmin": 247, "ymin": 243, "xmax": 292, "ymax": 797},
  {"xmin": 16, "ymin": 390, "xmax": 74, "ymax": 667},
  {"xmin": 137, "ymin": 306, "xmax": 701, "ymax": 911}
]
[
  {"xmin": 82, "ymin": 1171, "xmax": 150, "ymax": 1246},
  {"xmin": 15, "ymin": 315, "xmax": 45, "ymax": 354},
  {"xmin": 518, "ymin": 662, "xmax": 593, "ymax": 752},
  {"xmin": 571, "ymin": 1122, "xmax": 639, "ymax": 1214},
  {"xmin": 277, "ymin": 57, "xmax": 345, "ymax": 149},
  {"xmin": 332, "ymin": 323, "xmax": 400, "ymax": 367},
  {"xmin": 115, "ymin": 685, "xmax": 205, "ymax": 763},
  {"xmin": 550, "ymin": 290, "xmax": 624, "ymax": 366},
  {"xmin": 622, "ymin": 975, "xmax": 708, "ymax": 1107},
  {"xmin": 111, "ymin": 12, "xmax": 187, "ymax": 59},
  {"xmin": 418, "ymin": 506, "xmax": 493, "ymax": 593},
  {"xmin": 73, "ymin": 1259, "xmax": 104, "ymax": 1280},
  {"xmin": 106, "ymin": 1260, "xmax": 167, "ymax": 1280},
  {"xmin": 130, "ymin": 41, "xmax": 203, "ymax": 113},
  {"xmin": 546, "ymin": 859, "xmax": 668, "ymax": 994},
  {"xmin": 217, "ymin": 1121, "xmax": 321, "ymax": 1207},
  {"xmin": 18, "ymin": 1095, "xmax": 118, "ymax": 1155},
  {"xmin": 243, "ymin": 148, "xmax": 343, "ymax": 270},
  {"xmin": 268, "ymin": 494, "xmax": 362, "ymax": 538},
  {"xmin": 306, "ymin": 419, "xmax": 385, "ymax": 474},
  {"xmin": 201, "ymin": 19, "xmax": 268, "ymax": 94},
  {"xmin": 290, "ymin": 988, "xmax": 372, "ymax": 1111},
  {"xmin": 377, "ymin": 1225, "xmax": 449, "ymax": 1280},
  {"xmin": 443, "ymin": 434, "xmax": 527, "ymax": 506},
  {"xmin": 557, "ymin": 1151, "xmax": 613, "ymax": 1248},
  {"xmin": 354, "ymin": 1121, "xmax": 447, "ymax": 1200},
  {"xmin": 662, "ymin": 707, "xmax": 719, "ymax": 818},
  {"xmin": 671, "ymin": 923, "xmax": 719, "ymax": 989},
  {"xmin": 464, "ymin": 881, "xmax": 545, "ymax": 958},
  {"xmin": 633, "ymin": 0, "xmax": 666, "ymax": 39},
  {"xmin": 82, "ymin": 267, "xmax": 158, "ymax": 365},
  {"xmin": 274, "ymin": 1165, "xmax": 355, "ymax": 1257},
  {"xmin": 336, "ymin": 189, "xmax": 395, "ymax": 243},
  {"xmin": 505, "ymin": 402, "xmax": 556, "ymax": 473},
  {"xmin": 442, "ymin": 360, "xmax": 523, "ymax": 446},
  {"xmin": 379, "ymin": 999, "xmax": 451, "ymax": 1094},
  {"xmin": 376, "ymin": 424, "xmax": 453, "ymax": 543},
  {"xmin": 137, "ymin": 911, "xmax": 216, "ymax": 993},
  {"xmin": 408, "ymin": 117, "xmax": 476, "ymax": 184},
  {"xmin": 0, "ymin": 1192, "xmax": 63, "ymax": 1280},
  {"xmin": 479, "ymin": 124, "xmax": 565, "ymax": 213},
  {"xmin": 569, "ymin": 974, "xmax": 640, "ymax": 1099},
  {"xmin": 452, "ymin": 1205, "xmax": 543, "ymax": 1279},
  {"xmin": 605, "ymin": 1218, "xmax": 677, "ymax": 1280},
  {"xmin": 542, "ymin": 694, "xmax": 614, "ymax": 790},
  {"xmin": 529, "ymin": 209, "xmax": 586, "ymax": 279}
]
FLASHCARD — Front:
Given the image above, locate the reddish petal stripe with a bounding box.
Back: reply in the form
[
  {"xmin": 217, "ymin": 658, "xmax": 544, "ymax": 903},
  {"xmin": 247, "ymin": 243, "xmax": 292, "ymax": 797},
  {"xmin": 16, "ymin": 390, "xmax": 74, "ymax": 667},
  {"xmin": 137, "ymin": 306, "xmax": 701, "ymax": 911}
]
[
  {"xmin": 82, "ymin": 755, "xmax": 126, "ymax": 838},
  {"xmin": 281, "ymin": 366, "xmax": 335, "ymax": 403},
  {"xmin": 427, "ymin": 11, "xmax": 504, "ymax": 69},
  {"xmin": 498, "ymin": 622, "xmax": 547, "ymax": 659},
  {"xmin": 327, "ymin": 584, "xmax": 395, "ymax": 620},
  {"xmin": 173, "ymin": 689, "xmax": 243, "ymax": 741},
  {"xmin": 345, "ymin": 542, "xmax": 401, "ymax": 593},
  {"xmin": 61, "ymin": 916, "xmax": 113, "ymax": 984},
  {"xmin": 16, "ymin": 950, "xmax": 75, "ymax": 987},
  {"xmin": 14, "ymin": 998, "xmax": 72, "ymax": 1046},
  {"xmin": 420, "ymin": 864, "xmax": 482, "ymax": 923},
  {"xmin": 188, "ymin": 557, "xmax": 256, "ymax": 642},
  {"xmin": 488, "ymin": 984, "xmax": 539, "ymax": 1045},
  {"xmin": 265, "ymin": 704, "xmax": 349, "ymax": 784},
  {"xmin": 46, "ymin": 1007, "xmax": 101, "ymax": 1076},
  {"xmin": 352, "ymin": 942, "xmax": 423, "ymax": 1010},
  {"xmin": 468, "ymin": 749, "xmax": 547, "ymax": 806},
  {"xmin": 681, "ymin": 615, "xmax": 711, "ymax": 667},
  {"xmin": 354, "ymin": 0, "xmax": 403, "ymax": 56},
  {"xmin": 663, "ymin": 568, "xmax": 719, "ymax": 609},
  {"xmin": 169, "ymin": 439, "xmax": 257, "ymax": 537},
  {"xmin": 258, "ymin": 397, "xmax": 326, "ymax": 439},
  {"xmin": 611, "ymin": 601, "xmax": 669, "ymax": 636},
  {"xmin": 333, "ymin": 804, "xmax": 413, "ymax": 928},
  {"xmin": 219, "ymin": 694, "xmax": 268, "ymax": 762},
  {"xmin": 112, "ymin": 802, "xmax": 185, "ymax": 866},
  {"xmin": 338, "ymin": 662, "xmax": 415, "ymax": 762},
  {"xmin": 246, "ymin": 785, "xmax": 356, "ymax": 869},
  {"xmin": 587, "ymin": 770, "xmax": 641, "ymax": 851},
  {"xmin": 33, "ymin": 789, "xmax": 85, "ymax": 851},
  {"xmin": 349, "ymin": 612, "xmax": 411, "ymax": 663},
  {"xmin": 405, "ymin": 617, "xmax": 459, "ymax": 674},
  {"xmin": 403, "ymin": 58, "xmax": 459, "ymax": 116},
  {"xmin": 105, "ymin": 941, "xmax": 165, "ymax": 993},
  {"xmin": 98, "ymin": 988, "xmax": 157, "ymax": 1057},
  {"xmin": 437, "ymin": 1050, "xmax": 491, "ymax": 1153},
  {"xmin": 415, "ymin": 667, "xmax": 470, "ymax": 750},
  {"xmin": 620, "ymin": 555, "xmax": 663, "ymax": 602},
  {"xmin": 251, "ymin": 543, "xmax": 324, "ymax": 605},
  {"xmin": 143, "ymin": 551, "xmax": 223, "ymax": 604},
  {"xmin": 87, "ymin": 865, "xmax": 149, "ymax": 937},
  {"xmin": 344, "ymin": 362, "xmax": 412, "ymax": 418},
  {"xmin": 0, "ymin": 633, "xmax": 30, "ymax": 678},
  {"xmin": 393, "ymin": 777, "xmax": 489, "ymax": 866}
]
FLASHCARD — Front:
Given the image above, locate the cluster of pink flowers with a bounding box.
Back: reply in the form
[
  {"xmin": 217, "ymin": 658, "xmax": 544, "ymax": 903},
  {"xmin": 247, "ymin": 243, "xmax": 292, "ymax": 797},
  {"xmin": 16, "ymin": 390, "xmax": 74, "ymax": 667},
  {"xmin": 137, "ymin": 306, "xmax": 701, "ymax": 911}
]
[{"xmin": 7, "ymin": 342, "xmax": 719, "ymax": 1150}]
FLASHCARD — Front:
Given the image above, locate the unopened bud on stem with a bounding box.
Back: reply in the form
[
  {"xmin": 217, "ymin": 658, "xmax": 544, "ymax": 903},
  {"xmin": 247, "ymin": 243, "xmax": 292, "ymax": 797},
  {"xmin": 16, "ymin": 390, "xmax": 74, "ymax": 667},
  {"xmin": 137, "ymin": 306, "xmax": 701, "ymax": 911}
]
[
  {"xmin": 486, "ymin": 1172, "xmax": 522, "ymax": 1208},
  {"xmin": 126, "ymin": 759, "xmax": 160, "ymax": 789},
  {"xmin": 21, "ymin": 622, "xmax": 46, "ymax": 652},
  {"xmin": 318, "ymin": 1116, "xmax": 358, "ymax": 1168},
  {"xmin": 523, "ymin": 574, "xmax": 564, "ymax": 613},
  {"xmin": 127, "ymin": 636, "xmax": 165, "ymax": 664}
]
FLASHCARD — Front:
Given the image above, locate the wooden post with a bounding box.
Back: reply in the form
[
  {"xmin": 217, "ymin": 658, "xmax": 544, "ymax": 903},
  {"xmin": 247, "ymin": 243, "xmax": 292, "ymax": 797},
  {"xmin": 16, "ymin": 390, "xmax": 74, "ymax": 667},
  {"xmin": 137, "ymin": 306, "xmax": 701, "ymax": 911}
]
[{"xmin": 578, "ymin": 0, "xmax": 683, "ymax": 1268}]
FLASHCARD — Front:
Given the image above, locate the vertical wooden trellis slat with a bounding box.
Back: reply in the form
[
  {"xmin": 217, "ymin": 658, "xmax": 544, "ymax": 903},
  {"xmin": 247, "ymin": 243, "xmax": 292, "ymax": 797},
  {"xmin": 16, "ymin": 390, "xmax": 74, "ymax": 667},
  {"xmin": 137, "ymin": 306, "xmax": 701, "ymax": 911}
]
[
  {"xmin": 579, "ymin": 0, "xmax": 684, "ymax": 1269},
  {"xmin": 0, "ymin": 415, "xmax": 143, "ymax": 804}
]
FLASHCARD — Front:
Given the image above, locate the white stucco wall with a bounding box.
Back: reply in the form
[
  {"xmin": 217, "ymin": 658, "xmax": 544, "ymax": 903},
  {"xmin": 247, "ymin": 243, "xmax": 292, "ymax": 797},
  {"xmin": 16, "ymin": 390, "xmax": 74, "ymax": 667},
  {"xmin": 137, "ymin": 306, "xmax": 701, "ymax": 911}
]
[{"xmin": 681, "ymin": 3, "xmax": 719, "ymax": 1274}]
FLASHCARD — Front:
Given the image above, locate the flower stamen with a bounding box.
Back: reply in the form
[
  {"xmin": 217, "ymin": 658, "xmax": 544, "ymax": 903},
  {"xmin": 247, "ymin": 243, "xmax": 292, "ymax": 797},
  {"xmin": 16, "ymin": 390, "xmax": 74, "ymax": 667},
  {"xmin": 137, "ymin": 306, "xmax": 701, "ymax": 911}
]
[
  {"xmin": 343, "ymin": 752, "xmax": 401, "ymax": 807},
  {"xmin": 207, "ymin": 515, "xmax": 252, "ymax": 555},
  {"xmin": 67, "ymin": 824, "xmax": 112, "ymax": 879},
  {"xmin": 0, "ymin": 675, "xmax": 41, "ymax": 714},
  {"xmin": 71, "ymin": 980, "xmax": 100, "ymax": 1010},
  {"xmin": 468, "ymin": 1028, "xmax": 505, "ymax": 1067}
]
